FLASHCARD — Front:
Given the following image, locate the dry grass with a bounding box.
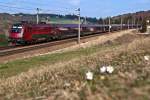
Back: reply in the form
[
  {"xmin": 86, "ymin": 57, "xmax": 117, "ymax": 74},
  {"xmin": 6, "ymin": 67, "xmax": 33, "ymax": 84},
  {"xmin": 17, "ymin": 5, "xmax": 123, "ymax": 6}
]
[
  {"xmin": 127, "ymin": 37, "xmax": 150, "ymax": 52},
  {"xmin": 0, "ymin": 30, "xmax": 149, "ymax": 100}
]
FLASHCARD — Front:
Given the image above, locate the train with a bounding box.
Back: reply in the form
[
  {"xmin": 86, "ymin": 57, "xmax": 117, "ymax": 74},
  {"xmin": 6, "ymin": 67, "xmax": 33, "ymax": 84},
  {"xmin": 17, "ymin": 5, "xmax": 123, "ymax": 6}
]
[{"xmin": 8, "ymin": 22, "xmax": 139, "ymax": 45}]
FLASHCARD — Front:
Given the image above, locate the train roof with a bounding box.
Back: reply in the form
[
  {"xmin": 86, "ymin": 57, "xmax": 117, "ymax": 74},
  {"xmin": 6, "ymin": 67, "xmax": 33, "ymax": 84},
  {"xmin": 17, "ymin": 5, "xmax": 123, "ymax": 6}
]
[
  {"xmin": 51, "ymin": 24, "xmax": 130, "ymax": 28},
  {"xmin": 52, "ymin": 24, "xmax": 108, "ymax": 28},
  {"xmin": 12, "ymin": 23, "xmax": 132, "ymax": 28}
]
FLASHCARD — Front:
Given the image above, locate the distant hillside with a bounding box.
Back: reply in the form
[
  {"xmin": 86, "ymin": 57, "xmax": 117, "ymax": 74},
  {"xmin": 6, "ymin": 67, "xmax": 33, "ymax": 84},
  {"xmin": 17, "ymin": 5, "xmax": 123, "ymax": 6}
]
[
  {"xmin": 98, "ymin": 10, "xmax": 150, "ymax": 25},
  {"xmin": 114, "ymin": 10, "xmax": 150, "ymax": 19},
  {"xmin": 0, "ymin": 10, "xmax": 150, "ymax": 35},
  {"xmin": 0, "ymin": 13, "xmax": 80, "ymax": 35}
]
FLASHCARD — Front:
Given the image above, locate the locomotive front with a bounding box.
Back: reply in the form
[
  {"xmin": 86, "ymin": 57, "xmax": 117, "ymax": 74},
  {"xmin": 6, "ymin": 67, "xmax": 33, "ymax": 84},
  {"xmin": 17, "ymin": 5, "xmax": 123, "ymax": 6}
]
[{"xmin": 9, "ymin": 24, "xmax": 24, "ymax": 44}]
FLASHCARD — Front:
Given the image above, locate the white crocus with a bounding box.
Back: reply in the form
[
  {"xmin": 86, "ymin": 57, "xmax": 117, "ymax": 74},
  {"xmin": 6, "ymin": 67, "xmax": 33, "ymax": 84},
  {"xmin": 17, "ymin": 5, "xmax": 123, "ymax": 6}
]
[
  {"xmin": 106, "ymin": 66, "xmax": 114, "ymax": 74},
  {"xmin": 86, "ymin": 71, "xmax": 93, "ymax": 80},
  {"xmin": 100, "ymin": 66, "xmax": 107, "ymax": 73},
  {"xmin": 144, "ymin": 55, "xmax": 150, "ymax": 61}
]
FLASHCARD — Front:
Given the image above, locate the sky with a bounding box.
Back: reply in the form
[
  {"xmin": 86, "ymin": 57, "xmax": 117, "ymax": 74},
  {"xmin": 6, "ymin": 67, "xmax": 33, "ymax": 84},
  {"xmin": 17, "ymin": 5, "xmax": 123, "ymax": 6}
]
[{"xmin": 0, "ymin": 0, "xmax": 150, "ymax": 18}]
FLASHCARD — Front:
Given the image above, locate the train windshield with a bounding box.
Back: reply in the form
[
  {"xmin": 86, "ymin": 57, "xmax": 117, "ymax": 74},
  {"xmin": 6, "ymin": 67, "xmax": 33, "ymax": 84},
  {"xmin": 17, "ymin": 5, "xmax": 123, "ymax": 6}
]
[
  {"xmin": 11, "ymin": 28, "xmax": 22, "ymax": 33},
  {"xmin": 11, "ymin": 25, "xmax": 22, "ymax": 33}
]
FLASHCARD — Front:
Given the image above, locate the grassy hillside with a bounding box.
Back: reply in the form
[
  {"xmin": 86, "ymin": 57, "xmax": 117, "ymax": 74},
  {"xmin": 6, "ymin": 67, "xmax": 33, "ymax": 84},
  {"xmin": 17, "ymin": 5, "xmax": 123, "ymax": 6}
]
[
  {"xmin": 47, "ymin": 17, "xmax": 78, "ymax": 24},
  {"xmin": 0, "ymin": 30, "xmax": 149, "ymax": 99}
]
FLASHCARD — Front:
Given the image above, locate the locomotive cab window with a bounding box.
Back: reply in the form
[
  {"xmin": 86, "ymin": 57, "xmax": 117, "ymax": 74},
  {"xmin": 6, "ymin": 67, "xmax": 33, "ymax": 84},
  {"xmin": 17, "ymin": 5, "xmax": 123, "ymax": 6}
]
[
  {"xmin": 11, "ymin": 24, "xmax": 23, "ymax": 33},
  {"xmin": 11, "ymin": 28, "xmax": 22, "ymax": 33}
]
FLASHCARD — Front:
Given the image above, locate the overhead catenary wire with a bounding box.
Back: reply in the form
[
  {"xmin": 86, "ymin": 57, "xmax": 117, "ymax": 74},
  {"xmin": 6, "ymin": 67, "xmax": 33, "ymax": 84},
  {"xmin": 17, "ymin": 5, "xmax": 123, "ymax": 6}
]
[
  {"xmin": 0, "ymin": 4, "xmax": 34, "ymax": 11},
  {"xmin": 13, "ymin": 0, "xmax": 77, "ymax": 11},
  {"xmin": 0, "ymin": 2, "xmax": 78, "ymax": 15},
  {"xmin": 0, "ymin": 1, "xmax": 80, "ymax": 27},
  {"xmin": 0, "ymin": 1, "xmax": 77, "ymax": 14},
  {"xmin": 14, "ymin": 0, "xmax": 76, "ymax": 9},
  {"xmin": 0, "ymin": 6, "xmax": 23, "ymax": 14}
]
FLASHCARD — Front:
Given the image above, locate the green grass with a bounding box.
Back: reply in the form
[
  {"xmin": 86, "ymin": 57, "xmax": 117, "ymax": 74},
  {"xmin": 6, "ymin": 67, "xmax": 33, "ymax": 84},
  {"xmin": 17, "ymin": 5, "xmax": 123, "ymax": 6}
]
[
  {"xmin": 0, "ymin": 34, "xmax": 8, "ymax": 46},
  {"xmin": 48, "ymin": 17, "xmax": 78, "ymax": 24},
  {"xmin": 0, "ymin": 43, "xmax": 116, "ymax": 79}
]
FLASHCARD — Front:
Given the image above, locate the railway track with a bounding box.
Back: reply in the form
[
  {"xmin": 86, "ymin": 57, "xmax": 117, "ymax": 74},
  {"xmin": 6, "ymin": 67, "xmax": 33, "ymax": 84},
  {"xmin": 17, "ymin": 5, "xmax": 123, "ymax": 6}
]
[
  {"xmin": 0, "ymin": 30, "xmax": 122, "ymax": 57},
  {"xmin": 0, "ymin": 46, "xmax": 15, "ymax": 51}
]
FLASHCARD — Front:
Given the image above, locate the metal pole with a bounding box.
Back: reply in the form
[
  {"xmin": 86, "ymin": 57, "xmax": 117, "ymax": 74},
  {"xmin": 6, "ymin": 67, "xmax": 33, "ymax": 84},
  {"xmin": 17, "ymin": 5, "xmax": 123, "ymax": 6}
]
[
  {"xmin": 134, "ymin": 18, "xmax": 136, "ymax": 28},
  {"xmin": 132, "ymin": 18, "xmax": 134, "ymax": 29},
  {"xmin": 103, "ymin": 19, "xmax": 105, "ymax": 31},
  {"xmin": 137, "ymin": 18, "xmax": 139, "ymax": 29},
  {"xmin": 85, "ymin": 16, "xmax": 87, "ymax": 24},
  {"xmin": 121, "ymin": 17, "xmax": 123, "ymax": 30},
  {"xmin": 78, "ymin": 8, "xmax": 81, "ymax": 44},
  {"xmin": 109, "ymin": 17, "xmax": 111, "ymax": 33},
  {"xmin": 37, "ymin": 8, "xmax": 39, "ymax": 24},
  {"xmin": 128, "ymin": 20, "xmax": 130, "ymax": 29}
]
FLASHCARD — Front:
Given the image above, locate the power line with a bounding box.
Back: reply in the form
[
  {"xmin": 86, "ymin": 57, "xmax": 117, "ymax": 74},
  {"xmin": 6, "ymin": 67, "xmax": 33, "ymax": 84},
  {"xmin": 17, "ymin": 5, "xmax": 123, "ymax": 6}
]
[
  {"xmin": 0, "ymin": 1, "xmax": 40, "ymax": 12},
  {"xmin": 14, "ymin": 0, "xmax": 77, "ymax": 11},
  {"xmin": 0, "ymin": 3, "xmax": 77, "ymax": 15},
  {"xmin": 0, "ymin": 1, "xmax": 77, "ymax": 12},
  {"xmin": 0, "ymin": 4, "xmax": 34, "ymax": 11},
  {"xmin": 0, "ymin": 6, "xmax": 21, "ymax": 14}
]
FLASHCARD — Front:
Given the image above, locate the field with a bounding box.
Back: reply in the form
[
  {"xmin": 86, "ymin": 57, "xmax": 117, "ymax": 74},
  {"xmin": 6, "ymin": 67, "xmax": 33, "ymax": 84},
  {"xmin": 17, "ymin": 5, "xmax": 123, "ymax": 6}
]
[
  {"xmin": 49, "ymin": 18, "xmax": 78, "ymax": 24},
  {"xmin": 0, "ymin": 30, "xmax": 149, "ymax": 100},
  {"xmin": 0, "ymin": 34, "xmax": 8, "ymax": 47}
]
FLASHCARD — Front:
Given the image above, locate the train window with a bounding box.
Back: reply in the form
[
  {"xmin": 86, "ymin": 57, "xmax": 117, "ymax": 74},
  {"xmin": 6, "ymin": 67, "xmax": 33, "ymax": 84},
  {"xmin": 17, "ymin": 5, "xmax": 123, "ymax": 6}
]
[
  {"xmin": 82, "ymin": 27, "xmax": 87, "ymax": 30},
  {"xmin": 11, "ymin": 28, "xmax": 21, "ymax": 33}
]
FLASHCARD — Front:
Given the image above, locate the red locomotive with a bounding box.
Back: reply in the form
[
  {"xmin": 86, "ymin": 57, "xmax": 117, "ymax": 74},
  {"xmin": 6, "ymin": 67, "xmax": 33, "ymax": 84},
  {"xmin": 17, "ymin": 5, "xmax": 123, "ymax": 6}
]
[{"xmin": 9, "ymin": 23, "xmax": 78, "ymax": 44}]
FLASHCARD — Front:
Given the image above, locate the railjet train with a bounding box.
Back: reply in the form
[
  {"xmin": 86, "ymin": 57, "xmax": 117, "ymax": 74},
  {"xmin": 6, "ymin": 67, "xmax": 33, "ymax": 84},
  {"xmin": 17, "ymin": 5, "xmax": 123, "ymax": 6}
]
[{"xmin": 9, "ymin": 23, "xmax": 138, "ymax": 45}]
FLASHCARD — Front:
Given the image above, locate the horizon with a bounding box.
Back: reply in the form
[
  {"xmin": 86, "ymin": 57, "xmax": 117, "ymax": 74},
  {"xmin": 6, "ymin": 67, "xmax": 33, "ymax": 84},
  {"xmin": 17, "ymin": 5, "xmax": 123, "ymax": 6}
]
[{"xmin": 0, "ymin": 10, "xmax": 149, "ymax": 19}]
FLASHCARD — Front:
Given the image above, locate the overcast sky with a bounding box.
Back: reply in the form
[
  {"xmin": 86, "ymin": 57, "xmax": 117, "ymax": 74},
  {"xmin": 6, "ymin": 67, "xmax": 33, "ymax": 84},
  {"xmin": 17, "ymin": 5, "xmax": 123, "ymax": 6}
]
[{"xmin": 0, "ymin": 0, "xmax": 150, "ymax": 18}]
